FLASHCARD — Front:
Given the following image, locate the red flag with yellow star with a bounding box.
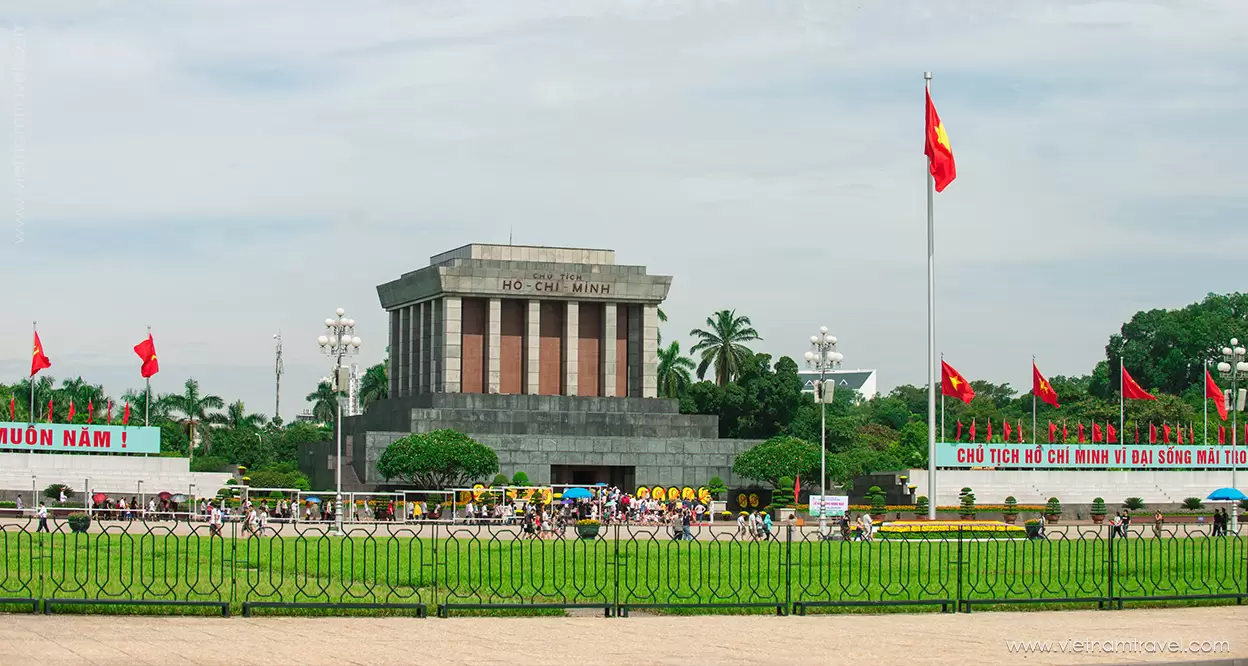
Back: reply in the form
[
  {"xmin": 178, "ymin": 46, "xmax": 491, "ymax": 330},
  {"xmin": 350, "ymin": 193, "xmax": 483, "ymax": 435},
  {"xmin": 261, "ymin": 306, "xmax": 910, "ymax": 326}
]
[
  {"xmin": 31, "ymin": 331, "xmax": 51, "ymax": 377},
  {"xmin": 940, "ymin": 360, "xmax": 975, "ymax": 404},
  {"xmin": 134, "ymin": 334, "xmax": 159, "ymax": 378},
  {"xmin": 1032, "ymin": 363, "xmax": 1060, "ymax": 408},
  {"xmin": 925, "ymin": 89, "xmax": 956, "ymax": 192}
]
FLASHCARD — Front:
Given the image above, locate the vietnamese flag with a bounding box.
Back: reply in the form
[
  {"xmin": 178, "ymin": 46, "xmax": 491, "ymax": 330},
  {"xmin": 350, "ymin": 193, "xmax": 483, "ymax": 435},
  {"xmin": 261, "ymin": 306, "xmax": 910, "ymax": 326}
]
[
  {"xmin": 1003, "ymin": 420, "xmax": 1012, "ymax": 443},
  {"xmin": 1149, "ymin": 422, "xmax": 1158, "ymax": 444},
  {"xmin": 1048, "ymin": 421, "xmax": 1056, "ymax": 444},
  {"xmin": 122, "ymin": 402, "xmax": 131, "ymax": 426},
  {"xmin": 1032, "ymin": 363, "xmax": 1060, "ymax": 408},
  {"xmin": 134, "ymin": 334, "xmax": 160, "ymax": 378},
  {"xmin": 1163, "ymin": 423, "xmax": 1172, "ymax": 444},
  {"xmin": 924, "ymin": 89, "xmax": 956, "ymax": 192},
  {"xmin": 86, "ymin": 399, "xmax": 94, "ymax": 424},
  {"xmin": 1177, "ymin": 425, "xmax": 1185, "ymax": 445},
  {"xmin": 46, "ymin": 398, "xmax": 53, "ymax": 423},
  {"xmin": 985, "ymin": 419, "xmax": 993, "ymax": 443},
  {"xmin": 1017, "ymin": 419, "xmax": 1025, "ymax": 443},
  {"xmin": 1077, "ymin": 423, "xmax": 1086, "ymax": 443},
  {"xmin": 1107, "ymin": 422, "xmax": 1117, "ymax": 444},
  {"xmin": 940, "ymin": 361, "xmax": 975, "ymax": 403},
  {"xmin": 1092, "ymin": 423, "xmax": 1102, "ymax": 443},
  {"xmin": 955, "ymin": 420, "xmax": 963, "ymax": 442},
  {"xmin": 31, "ymin": 331, "xmax": 51, "ymax": 376},
  {"xmin": 969, "ymin": 418, "xmax": 977, "ymax": 442},
  {"xmin": 67, "ymin": 400, "xmax": 75, "ymax": 423},
  {"xmin": 1121, "ymin": 366, "xmax": 1156, "ymax": 401},
  {"xmin": 1205, "ymin": 369, "xmax": 1228, "ymax": 421},
  {"xmin": 1219, "ymin": 425, "xmax": 1226, "ymax": 445}
]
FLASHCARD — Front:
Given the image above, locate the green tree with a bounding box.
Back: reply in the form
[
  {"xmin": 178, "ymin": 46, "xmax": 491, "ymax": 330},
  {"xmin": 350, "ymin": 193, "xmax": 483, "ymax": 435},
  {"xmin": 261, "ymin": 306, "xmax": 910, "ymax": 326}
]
[
  {"xmin": 164, "ymin": 379, "xmax": 224, "ymax": 459},
  {"xmin": 360, "ymin": 362, "xmax": 389, "ymax": 408},
  {"xmin": 376, "ymin": 429, "xmax": 499, "ymax": 489},
  {"xmin": 689, "ymin": 309, "xmax": 762, "ymax": 386},
  {"xmin": 656, "ymin": 341, "xmax": 695, "ymax": 398},
  {"xmin": 213, "ymin": 400, "xmax": 266, "ymax": 429},
  {"xmin": 731, "ymin": 435, "xmax": 819, "ymax": 488},
  {"xmin": 305, "ymin": 381, "xmax": 339, "ymax": 423}
]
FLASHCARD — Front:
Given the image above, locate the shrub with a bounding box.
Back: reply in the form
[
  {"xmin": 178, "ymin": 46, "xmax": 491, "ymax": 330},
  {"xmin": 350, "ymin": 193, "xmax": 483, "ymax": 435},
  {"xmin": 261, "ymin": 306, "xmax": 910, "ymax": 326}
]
[
  {"xmin": 241, "ymin": 476, "xmax": 252, "ymax": 485},
  {"xmin": 732, "ymin": 436, "xmax": 819, "ymax": 488},
  {"xmin": 491, "ymin": 473, "xmax": 510, "ymax": 487},
  {"xmin": 1045, "ymin": 497, "xmax": 1062, "ymax": 515},
  {"xmin": 575, "ymin": 519, "xmax": 600, "ymax": 526},
  {"xmin": 1003, "ymin": 496, "xmax": 1018, "ymax": 516},
  {"xmin": 268, "ymin": 491, "xmax": 284, "ymax": 500},
  {"xmin": 1181, "ymin": 497, "xmax": 1204, "ymax": 511},
  {"xmin": 958, "ymin": 488, "xmax": 976, "ymax": 517},
  {"xmin": 67, "ymin": 512, "xmax": 91, "ymax": 533},
  {"xmin": 511, "ymin": 471, "xmax": 530, "ymax": 486},
  {"xmin": 708, "ymin": 476, "xmax": 728, "ymax": 498},
  {"xmin": 376, "ymin": 429, "xmax": 499, "ymax": 489},
  {"xmin": 44, "ymin": 484, "xmax": 73, "ymax": 500},
  {"xmin": 772, "ymin": 476, "xmax": 796, "ymax": 508},
  {"xmin": 914, "ymin": 496, "xmax": 929, "ymax": 515},
  {"xmin": 871, "ymin": 493, "xmax": 887, "ymax": 515},
  {"xmin": 226, "ymin": 478, "xmax": 238, "ymax": 486},
  {"xmin": 190, "ymin": 456, "xmax": 230, "ymax": 473},
  {"xmin": 216, "ymin": 488, "xmax": 231, "ymax": 498},
  {"xmin": 1123, "ymin": 497, "xmax": 1145, "ymax": 511},
  {"xmin": 1090, "ymin": 497, "xmax": 1107, "ymax": 516}
]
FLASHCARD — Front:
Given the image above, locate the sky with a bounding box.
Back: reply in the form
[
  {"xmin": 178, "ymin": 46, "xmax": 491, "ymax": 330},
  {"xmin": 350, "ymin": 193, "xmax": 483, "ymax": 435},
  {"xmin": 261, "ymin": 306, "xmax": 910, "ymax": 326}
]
[{"xmin": 1, "ymin": 1, "xmax": 1246, "ymax": 422}]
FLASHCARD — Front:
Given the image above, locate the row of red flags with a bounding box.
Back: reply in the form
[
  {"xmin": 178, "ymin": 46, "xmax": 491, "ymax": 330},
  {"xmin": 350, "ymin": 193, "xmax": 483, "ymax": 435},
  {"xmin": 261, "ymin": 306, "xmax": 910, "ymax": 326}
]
[
  {"xmin": 18, "ymin": 330, "xmax": 158, "ymax": 424},
  {"xmin": 941, "ymin": 360, "xmax": 1231, "ymax": 420},
  {"xmin": 8, "ymin": 396, "xmax": 131, "ymax": 425},
  {"xmin": 952, "ymin": 418, "xmax": 1246, "ymax": 445}
]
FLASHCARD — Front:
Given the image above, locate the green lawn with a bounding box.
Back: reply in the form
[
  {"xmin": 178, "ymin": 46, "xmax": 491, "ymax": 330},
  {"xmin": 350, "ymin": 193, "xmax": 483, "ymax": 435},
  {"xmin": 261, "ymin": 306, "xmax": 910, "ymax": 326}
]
[{"xmin": 0, "ymin": 530, "xmax": 1244, "ymax": 615}]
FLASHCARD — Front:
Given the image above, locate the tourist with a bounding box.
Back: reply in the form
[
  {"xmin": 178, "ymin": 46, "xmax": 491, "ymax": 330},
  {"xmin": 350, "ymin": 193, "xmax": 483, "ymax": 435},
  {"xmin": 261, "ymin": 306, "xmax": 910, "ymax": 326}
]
[
  {"xmin": 208, "ymin": 502, "xmax": 223, "ymax": 537},
  {"xmin": 682, "ymin": 509, "xmax": 694, "ymax": 541},
  {"xmin": 735, "ymin": 511, "xmax": 747, "ymax": 538},
  {"xmin": 1122, "ymin": 509, "xmax": 1131, "ymax": 537},
  {"xmin": 59, "ymin": 488, "xmax": 66, "ymax": 503},
  {"xmin": 15, "ymin": 496, "xmax": 22, "ymax": 514},
  {"xmin": 36, "ymin": 502, "xmax": 49, "ymax": 532},
  {"xmin": 1036, "ymin": 513, "xmax": 1046, "ymax": 539},
  {"xmin": 1110, "ymin": 512, "xmax": 1123, "ymax": 538},
  {"xmin": 858, "ymin": 512, "xmax": 873, "ymax": 542},
  {"xmin": 761, "ymin": 510, "xmax": 774, "ymax": 541},
  {"xmin": 839, "ymin": 513, "xmax": 851, "ymax": 541},
  {"xmin": 1152, "ymin": 509, "xmax": 1164, "ymax": 538}
]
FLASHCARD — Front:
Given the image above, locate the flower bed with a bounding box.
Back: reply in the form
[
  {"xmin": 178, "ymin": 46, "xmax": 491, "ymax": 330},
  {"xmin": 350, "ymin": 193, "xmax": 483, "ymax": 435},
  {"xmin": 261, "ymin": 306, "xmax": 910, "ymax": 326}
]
[{"xmin": 877, "ymin": 520, "xmax": 1027, "ymax": 540}]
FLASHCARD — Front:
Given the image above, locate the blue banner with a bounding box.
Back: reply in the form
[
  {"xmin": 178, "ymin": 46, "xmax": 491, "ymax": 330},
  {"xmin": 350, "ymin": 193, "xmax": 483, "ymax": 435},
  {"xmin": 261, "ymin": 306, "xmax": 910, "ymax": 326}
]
[
  {"xmin": 0, "ymin": 422, "xmax": 161, "ymax": 454},
  {"xmin": 936, "ymin": 442, "xmax": 1248, "ymax": 470}
]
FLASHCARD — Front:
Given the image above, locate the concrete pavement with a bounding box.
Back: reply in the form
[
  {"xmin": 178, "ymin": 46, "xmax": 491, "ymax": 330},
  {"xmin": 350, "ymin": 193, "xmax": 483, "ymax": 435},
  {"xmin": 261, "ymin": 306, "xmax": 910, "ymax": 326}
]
[{"xmin": 1, "ymin": 606, "xmax": 1245, "ymax": 665}]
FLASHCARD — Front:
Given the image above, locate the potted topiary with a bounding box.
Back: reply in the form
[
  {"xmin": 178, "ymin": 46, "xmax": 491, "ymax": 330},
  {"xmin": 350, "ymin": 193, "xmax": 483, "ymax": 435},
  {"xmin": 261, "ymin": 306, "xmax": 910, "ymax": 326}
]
[
  {"xmin": 914, "ymin": 496, "xmax": 929, "ymax": 520},
  {"xmin": 1045, "ymin": 497, "xmax": 1062, "ymax": 524},
  {"xmin": 774, "ymin": 476, "xmax": 797, "ymax": 522},
  {"xmin": 1024, "ymin": 518, "xmax": 1043, "ymax": 539},
  {"xmin": 708, "ymin": 476, "xmax": 728, "ymax": 500},
  {"xmin": 1002, "ymin": 496, "xmax": 1018, "ymax": 524},
  {"xmin": 865, "ymin": 485, "xmax": 886, "ymax": 521},
  {"xmin": 67, "ymin": 512, "xmax": 91, "ymax": 533},
  {"xmin": 575, "ymin": 519, "xmax": 601, "ymax": 539},
  {"xmin": 1090, "ymin": 497, "xmax": 1107, "ymax": 524},
  {"xmin": 958, "ymin": 488, "xmax": 976, "ymax": 520}
]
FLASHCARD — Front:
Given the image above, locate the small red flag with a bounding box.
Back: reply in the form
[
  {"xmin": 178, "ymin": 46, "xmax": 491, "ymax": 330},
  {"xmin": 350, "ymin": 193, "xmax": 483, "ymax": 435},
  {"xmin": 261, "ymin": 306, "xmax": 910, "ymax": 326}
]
[
  {"xmin": 1219, "ymin": 425, "xmax": 1226, "ymax": 445},
  {"xmin": 1062, "ymin": 422, "xmax": 1068, "ymax": 443},
  {"xmin": 1077, "ymin": 423, "xmax": 1086, "ymax": 443},
  {"xmin": 1189, "ymin": 424, "xmax": 1195, "ymax": 445},
  {"xmin": 1121, "ymin": 366, "xmax": 1156, "ymax": 401},
  {"xmin": 1092, "ymin": 422, "xmax": 1103, "ymax": 443},
  {"xmin": 86, "ymin": 399, "xmax": 94, "ymax": 425},
  {"xmin": 985, "ymin": 419, "xmax": 993, "ymax": 443},
  {"xmin": 1163, "ymin": 423, "xmax": 1172, "ymax": 444},
  {"xmin": 31, "ymin": 332, "xmax": 52, "ymax": 377},
  {"xmin": 1032, "ymin": 363, "xmax": 1060, "ymax": 408},
  {"xmin": 134, "ymin": 334, "xmax": 160, "ymax": 378},
  {"xmin": 1017, "ymin": 419, "xmax": 1024, "ymax": 443},
  {"xmin": 7, "ymin": 396, "xmax": 13, "ymax": 421},
  {"xmin": 46, "ymin": 398, "xmax": 53, "ymax": 423},
  {"xmin": 1206, "ymin": 370, "xmax": 1228, "ymax": 421},
  {"xmin": 67, "ymin": 400, "xmax": 75, "ymax": 423},
  {"xmin": 1134, "ymin": 425, "xmax": 1139, "ymax": 444},
  {"xmin": 940, "ymin": 361, "xmax": 975, "ymax": 404},
  {"xmin": 107, "ymin": 400, "xmax": 113, "ymax": 425},
  {"xmin": 793, "ymin": 475, "xmax": 801, "ymax": 502},
  {"xmin": 122, "ymin": 402, "xmax": 131, "ymax": 426},
  {"xmin": 1003, "ymin": 420, "xmax": 1012, "ymax": 443},
  {"xmin": 924, "ymin": 90, "xmax": 957, "ymax": 192},
  {"xmin": 1107, "ymin": 422, "xmax": 1117, "ymax": 444},
  {"xmin": 955, "ymin": 420, "xmax": 963, "ymax": 442},
  {"xmin": 969, "ymin": 418, "xmax": 976, "ymax": 442},
  {"xmin": 1177, "ymin": 425, "xmax": 1184, "ymax": 445},
  {"xmin": 1149, "ymin": 422, "xmax": 1158, "ymax": 444},
  {"xmin": 1048, "ymin": 421, "xmax": 1056, "ymax": 444}
]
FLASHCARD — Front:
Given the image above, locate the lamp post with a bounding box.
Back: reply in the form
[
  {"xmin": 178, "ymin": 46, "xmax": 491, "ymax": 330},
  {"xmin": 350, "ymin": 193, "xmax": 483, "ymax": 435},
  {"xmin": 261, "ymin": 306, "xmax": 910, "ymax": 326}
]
[
  {"xmin": 317, "ymin": 307, "xmax": 361, "ymax": 537},
  {"xmin": 1217, "ymin": 338, "xmax": 1247, "ymax": 534},
  {"xmin": 804, "ymin": 326, "xmax": 843, "ymax": 537}
]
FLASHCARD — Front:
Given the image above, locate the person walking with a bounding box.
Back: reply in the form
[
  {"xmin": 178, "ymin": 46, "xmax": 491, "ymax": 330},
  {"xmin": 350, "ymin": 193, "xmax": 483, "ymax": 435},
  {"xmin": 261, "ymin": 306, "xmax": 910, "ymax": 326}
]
[
  {"xmin": 1152, "ymin": 509, "xmax": 1164, "ymax": 538},
  {"xmin": 36, "ymin": 502, "xmax": 49, "ymax": 532}
]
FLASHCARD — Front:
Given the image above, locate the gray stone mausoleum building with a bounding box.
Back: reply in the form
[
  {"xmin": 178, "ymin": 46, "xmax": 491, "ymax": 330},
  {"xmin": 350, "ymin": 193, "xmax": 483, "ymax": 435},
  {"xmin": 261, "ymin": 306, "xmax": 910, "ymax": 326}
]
[{"xmin": 325, "ymin": 244, "xmax": 759, "ymax": 490}]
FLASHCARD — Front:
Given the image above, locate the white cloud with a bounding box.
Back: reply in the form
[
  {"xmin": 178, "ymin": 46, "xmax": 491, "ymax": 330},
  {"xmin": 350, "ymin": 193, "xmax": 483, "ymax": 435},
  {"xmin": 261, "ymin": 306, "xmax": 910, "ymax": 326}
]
[{"xmin": 0, "ymin": 0, "xmax": 1245, "ymax": 418}]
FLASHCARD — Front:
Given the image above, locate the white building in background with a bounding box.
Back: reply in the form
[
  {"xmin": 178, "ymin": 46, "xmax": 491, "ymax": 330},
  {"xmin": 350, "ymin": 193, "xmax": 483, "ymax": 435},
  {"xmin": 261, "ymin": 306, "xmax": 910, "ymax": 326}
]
[{"xmin": 797, "ymin": 368, "xmax": 878, "ymax": 401}]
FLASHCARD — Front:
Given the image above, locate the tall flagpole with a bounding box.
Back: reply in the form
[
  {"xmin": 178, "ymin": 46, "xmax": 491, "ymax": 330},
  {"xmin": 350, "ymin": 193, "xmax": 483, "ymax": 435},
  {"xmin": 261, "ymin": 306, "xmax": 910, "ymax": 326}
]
[
  {"xmin": 1204, "ymin": 360, "xmax": 1209, "ymax": 445},
  {"xmin": 145, "ymin": 325, "xmax": 152, "ymax": 426},
  {"xmin": 29, "ymin": 321, "xmax": 36, "ymax": 423},
  {"xmin": 1032, "ymin": 354, "xmax": 1037, "ymax": 445},
  {"xmin": 925, "ymin": 71, "xmax": 937, "ymax": 520},
  {"xmin": 940, "ymin": 352, "xmax": 945, "ymax": 444}
]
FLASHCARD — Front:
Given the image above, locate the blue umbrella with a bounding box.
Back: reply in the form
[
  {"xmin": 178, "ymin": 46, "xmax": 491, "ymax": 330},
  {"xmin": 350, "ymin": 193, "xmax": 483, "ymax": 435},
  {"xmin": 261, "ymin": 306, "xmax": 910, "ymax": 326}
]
[
  {"xmin": 1207, "ymin": 488, "xmax": 1247, "ymax": 501},
  {"xmin": 563, "ymin": 487, "xmax": 593, "ymax": 499},
  {"xmin": 305, "ymin": 496, "xmax": 322, "ymax": 504}
]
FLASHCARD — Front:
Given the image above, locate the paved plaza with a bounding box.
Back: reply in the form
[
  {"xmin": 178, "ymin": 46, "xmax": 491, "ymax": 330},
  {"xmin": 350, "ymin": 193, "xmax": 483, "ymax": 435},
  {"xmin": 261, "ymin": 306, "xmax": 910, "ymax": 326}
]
[{"xmin": 1, "ymin": 606, "xmax": 1245, "ymax": 665}]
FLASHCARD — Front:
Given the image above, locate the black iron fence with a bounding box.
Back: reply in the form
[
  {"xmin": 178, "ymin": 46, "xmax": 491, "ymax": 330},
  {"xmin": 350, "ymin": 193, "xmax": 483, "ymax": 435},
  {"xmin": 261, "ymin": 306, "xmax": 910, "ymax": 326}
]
[{"xmin": 0, "ymin": 518, "xmax": 1244, "ymax": 617}]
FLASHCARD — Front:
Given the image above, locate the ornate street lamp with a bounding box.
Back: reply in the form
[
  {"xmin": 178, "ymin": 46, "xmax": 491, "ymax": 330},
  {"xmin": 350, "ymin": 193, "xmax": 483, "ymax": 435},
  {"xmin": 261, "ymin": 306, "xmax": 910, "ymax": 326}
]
[
  {"xmin": 317, "ymin": 307, "xmax": 361, "ymax": 536},
  {"xmin": 804, "ymin": 326, "xmax": 843, "ymax": 538}
]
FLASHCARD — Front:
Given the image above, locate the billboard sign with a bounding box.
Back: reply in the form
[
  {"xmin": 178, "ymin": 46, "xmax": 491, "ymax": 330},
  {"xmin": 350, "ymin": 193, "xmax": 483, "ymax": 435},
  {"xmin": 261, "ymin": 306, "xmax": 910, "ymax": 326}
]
[
  {"xmin": 809, "ymin": 495, "xmax": 849, "ymax": 517},
  {"xmin": 936, "ymin": 442, "xmax": 1248, "ymax": 470},
  {"xmin": 0, "ymin": 422, "xmax": 161, "ymax": 454}
]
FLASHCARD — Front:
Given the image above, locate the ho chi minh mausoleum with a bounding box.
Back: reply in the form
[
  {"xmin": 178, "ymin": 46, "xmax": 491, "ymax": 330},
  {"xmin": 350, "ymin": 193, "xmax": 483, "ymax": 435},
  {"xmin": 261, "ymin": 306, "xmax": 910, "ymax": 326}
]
[{"xmin": 318, "ymin": 243, "xmax": 760, "ymax": 491}]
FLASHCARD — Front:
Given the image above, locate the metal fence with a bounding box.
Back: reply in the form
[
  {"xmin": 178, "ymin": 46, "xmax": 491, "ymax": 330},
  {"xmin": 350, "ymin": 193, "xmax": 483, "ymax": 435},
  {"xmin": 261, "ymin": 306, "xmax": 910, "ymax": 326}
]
[{"xmin": 0, "ymin": 518, "xmax": 1243, "ymax": 617}]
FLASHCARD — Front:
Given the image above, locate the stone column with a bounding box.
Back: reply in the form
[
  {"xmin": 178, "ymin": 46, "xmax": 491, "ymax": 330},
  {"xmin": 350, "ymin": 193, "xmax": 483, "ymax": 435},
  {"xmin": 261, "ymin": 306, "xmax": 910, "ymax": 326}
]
[
  {"xmin": 627, "ymin": 304, "xmax": 642, "ymax": 397},
  {"xmin": 430, "ymin": 298, "xmax": 444, "ymax": 391},
  {"xmin": 487, "ymin": 297, "xmax": 502, "ymax": 394},
  {"xmin": 525, "ymin": 300, "xmax": 541, "ymax": 394},
  {"xmin": 388, "ymin": 309, "xmax": 400, "ymax": 398},
  {"xmin": 564, "ymin": 301, "xmax": 579, "ymax": 396},
  {"xmin": 408, "ymin": 304, "xmax": 418, "ymax": 397},
  {"xmin": 397, "ymin": 306, "xmax": 410, "ymax": 398},
  {"xmin": 442, "ymin": 296, "xmax": 462, "ymax": 393},
  {"xmin": 642, "ymin": 304, "xmax": 659, "ymax": 398},
  {"xmin": 417, "ymin": 301, "xmax": 429, "ymax": 394},
  {"xmin": 602, "ymin": 303, "xmax": 618, "ymax": 397}
]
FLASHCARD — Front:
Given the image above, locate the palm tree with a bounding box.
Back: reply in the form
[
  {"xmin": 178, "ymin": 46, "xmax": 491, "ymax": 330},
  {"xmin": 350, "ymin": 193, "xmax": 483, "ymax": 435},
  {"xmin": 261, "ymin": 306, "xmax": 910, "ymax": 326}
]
[
  {"xmin": 689, "ymin": 309, "xmax": 762, "ymax": 386},
  {"xmin": 360, "ymin": 362, "xmax": 388, "ymax": 408},
  {"xmin": 306, "ymin": 381, "xmax": 339, "ymax": 423},
  {"xmin": 213, "ymin": 400, "xmax": 266, "ymax": 429},
  {"xmin": 121, "ymin": 388, "xmax": 174, "ymax": 423},
  {"xmin": 13, "ymin": 376, "xmax": 56, "ymax": 421},
  {"xmin": 656, "ymin": 341, "xmax": 695, "ymax": 398},
  {"xmin": 165, "ymin": 379, "xmax": 224, "ymax": 458},
  {"xmin": 657, "ymin": 307, "xmax": 668, "ymax": 346}
]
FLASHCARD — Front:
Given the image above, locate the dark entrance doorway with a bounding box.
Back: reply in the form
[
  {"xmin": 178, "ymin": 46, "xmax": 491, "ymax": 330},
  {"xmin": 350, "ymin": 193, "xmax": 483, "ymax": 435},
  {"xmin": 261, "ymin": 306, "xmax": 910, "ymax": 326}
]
[{"xmin": 550, "ymin": 465, "xmax": 635, "ymax": 489}]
